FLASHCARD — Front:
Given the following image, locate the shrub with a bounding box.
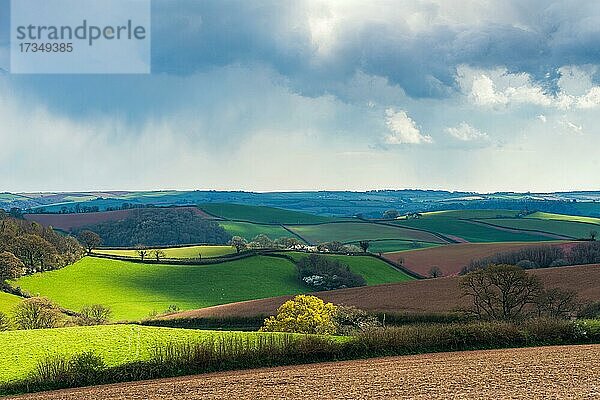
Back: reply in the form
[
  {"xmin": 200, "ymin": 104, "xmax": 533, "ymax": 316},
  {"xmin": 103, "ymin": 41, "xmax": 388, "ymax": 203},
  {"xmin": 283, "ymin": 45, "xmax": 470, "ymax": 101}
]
[
  {"xmin": 0, "ymin": 311, "xmax": 9, "ymax": 331},
  {"xmin": 27, "ymin": 352, "xmax": 106, "ymax": 391},
  {"xmin": 333, "ymin": 305, "xmax": 380, "ymax": 335},
  {"xmin": 260, "ymin": 295, "xmax": 338, "ymax": 334},
  {"xmin": 13, "ymin": 297, "xmax": 62, "ymax": 329},
  {"xmin": 578, "ymin": 301, "xmax": 600, "ymax": 319},
  {"xmin": 78, "ymin": 304, "xmax": 112, "ymax": 326},
  {"xmin": 516, "ymin": 259, "xmax": 537, "ymax": 269},
  {"xmin": 297, "ymin": 254, "xmax": 366, "ymax": 290}
]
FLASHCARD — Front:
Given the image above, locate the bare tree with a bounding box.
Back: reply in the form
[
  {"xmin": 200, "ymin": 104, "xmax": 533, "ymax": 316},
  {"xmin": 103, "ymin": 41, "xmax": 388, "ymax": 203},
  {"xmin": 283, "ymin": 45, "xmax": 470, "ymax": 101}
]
[
  {"xmin": 359, "ymin": 241, "xmax": 370, "ymax": 253},
  {"xmin": 78, "ymin": 230, "xmax": 102, "ymax": 254},
  {"xmin": 535, "ymin": 288, "xmax": 578, "ymax": 319},
  {"xmin": 461, "ymin": 264, "xmax": 542, "ymax": 320},
  {"xmin": 591, "ymin": 230, "xmax": 598, "ymax": 241},
  {"xmin": 151, "ymin": 249, "xmax": 166, "ymax": 261},
  {"xmin": 135, "ymin": 245, "xmax": 149, "ymax": 261},
  {"xmin": 428, "ymin": 266, "xmax": 442, "ymax": 278}
]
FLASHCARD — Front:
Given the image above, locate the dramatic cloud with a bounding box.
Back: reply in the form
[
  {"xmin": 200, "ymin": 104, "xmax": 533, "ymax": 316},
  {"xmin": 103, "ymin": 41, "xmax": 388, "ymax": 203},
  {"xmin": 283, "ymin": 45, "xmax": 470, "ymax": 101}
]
[
  {"xmin": 0, "ymin": 0, "xmax": 599, "ymax": 192},
  {"xmin": 384, "ymin": 109, "xmax": 433, "ymax": 145}
]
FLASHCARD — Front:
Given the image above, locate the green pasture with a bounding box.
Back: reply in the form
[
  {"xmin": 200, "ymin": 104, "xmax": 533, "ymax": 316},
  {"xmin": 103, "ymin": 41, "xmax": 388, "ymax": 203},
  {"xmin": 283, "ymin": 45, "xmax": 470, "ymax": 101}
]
[
  {"xmin": 393, "ymin": 216, "xmax": 554, "ymax": 243},
  {"xmin": 0, "ymin": 325, "xmax": 295, "ymax": 382},
  {"xmin": 93, "ymin": 245, "xmax": 236, "ymax": 259},
  {"xmin": 525, "ymin": 212, "xmax": 600, "ymax": 225},
  {"xmin": 13, "ymin": 256, "xmax": 306, "ymax": 321},
  {"xmin": 477, "ymin": 218, "xmax": 598, "ymax": 239},
  {"xmin": 282, "ymin": 252, "xmax": 415, "ymax": 285},
  {"xmin": 200, "ymin": 203, "xmax": 334, "ymax": 224},
  {"xmin": 219, "ymin": 221, "xmax": 296, "ymax": 241},
  {"xmin": 0, "ymin": 292, "xmax": 22, "ymax": 315},
  {"xmin": 285, "ymin": 222, "xmax": 446, "ymax": 245}
]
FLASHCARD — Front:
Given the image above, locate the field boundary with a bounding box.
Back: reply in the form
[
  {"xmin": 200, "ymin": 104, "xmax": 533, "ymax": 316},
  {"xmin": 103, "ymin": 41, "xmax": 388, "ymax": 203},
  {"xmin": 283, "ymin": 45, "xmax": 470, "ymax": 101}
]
[{"xmin": 471, "ymin": 218, "xmax": 577, "ymax": 240}]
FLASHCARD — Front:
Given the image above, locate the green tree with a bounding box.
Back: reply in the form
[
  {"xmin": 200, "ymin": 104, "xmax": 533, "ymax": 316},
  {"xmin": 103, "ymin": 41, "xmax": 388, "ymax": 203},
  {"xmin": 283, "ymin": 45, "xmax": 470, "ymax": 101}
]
[
  {"xmin": 260, "ymin": 295, "xmax": 337, "ymax": 334},
  {"xmin": 78, "ymin": 230, "xmax": 102, "ymax": 254},
  {"xmin": 0, "ymin": 251, "xmax": 24, "ymax": 283}
]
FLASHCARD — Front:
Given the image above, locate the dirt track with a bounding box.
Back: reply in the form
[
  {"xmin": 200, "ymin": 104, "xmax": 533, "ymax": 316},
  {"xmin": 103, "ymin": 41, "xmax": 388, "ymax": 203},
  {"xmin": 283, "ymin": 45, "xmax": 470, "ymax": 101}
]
[
  {"xmin": 165, "ymin": 263, "xmax": 600, "ymax": 318},
  {"xmin": 13, "ymin": 344, "xmax": 600, "ymax": 399}
]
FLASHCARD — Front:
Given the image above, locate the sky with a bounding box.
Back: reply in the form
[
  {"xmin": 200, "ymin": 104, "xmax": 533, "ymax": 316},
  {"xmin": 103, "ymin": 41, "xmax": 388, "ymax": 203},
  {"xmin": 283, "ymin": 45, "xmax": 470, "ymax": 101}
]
[{"xmin": 1, "ymin": 0, "xmax": 600, "ymax": 193}]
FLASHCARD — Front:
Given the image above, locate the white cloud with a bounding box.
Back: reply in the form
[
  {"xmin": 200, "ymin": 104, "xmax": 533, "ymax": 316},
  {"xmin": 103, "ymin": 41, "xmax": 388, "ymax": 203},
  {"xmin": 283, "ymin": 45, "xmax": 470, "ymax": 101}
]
[
  {"xmin": 445, "ymin": 122, "xmax": 488, "ymax": 141},
  {"xmin": 384, "ymin": 109, "xmax": 432, "ymax": 144},
  {"xmin": 457, "ymin": 65, "xmax": 553, "ymax": 108},
  {"xmin": 457, "ymin": 65, "xmax": 600, "ymax": 110},
  {"xmin": 537, "ymin": 115, "xmax": 547, "ymax": 123},
  {"xmin": 560, "ymin": 118, "xmax": 583, "ymax": 135}
]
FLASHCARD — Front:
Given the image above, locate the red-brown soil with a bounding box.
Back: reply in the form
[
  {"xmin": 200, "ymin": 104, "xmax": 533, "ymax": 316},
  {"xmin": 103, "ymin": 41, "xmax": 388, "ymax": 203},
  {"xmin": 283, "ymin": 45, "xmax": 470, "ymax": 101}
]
[
  {"xmin": 384, "ymin": 241, "xmax": 578, "ymax": 276},
  {"xmin": 13, "ymin": 344, "xmax": 600, "ymax": 399},
  {"xmin": 164, "ymin": 263, "xmax": 600, "ymax": 319},
  {"xmin": 24, "ymin": 207, "xmax": 214, "ymax": 231}
]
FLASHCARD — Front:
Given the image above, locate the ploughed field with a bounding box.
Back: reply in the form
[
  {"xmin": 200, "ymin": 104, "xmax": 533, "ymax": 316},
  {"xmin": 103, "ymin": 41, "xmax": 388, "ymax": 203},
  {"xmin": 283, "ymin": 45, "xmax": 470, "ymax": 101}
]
[
  {"xmin": 169, "ymin": 263, "xmax": 600, "ymax": 319},
  {"xmin": 384, "ymin": 241, "xmax": 577, "ymax": 276},
  {"xmin": 15, "ymin": 344, "xmax": 600, "ymax": 399}
]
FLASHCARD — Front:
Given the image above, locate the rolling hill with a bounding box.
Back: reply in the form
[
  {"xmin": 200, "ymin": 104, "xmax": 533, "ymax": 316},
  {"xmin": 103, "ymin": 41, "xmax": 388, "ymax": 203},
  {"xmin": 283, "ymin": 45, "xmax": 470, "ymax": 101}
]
[{"xmin": 165, "ymin": 263, "xmax": 600, "ymax": 319}]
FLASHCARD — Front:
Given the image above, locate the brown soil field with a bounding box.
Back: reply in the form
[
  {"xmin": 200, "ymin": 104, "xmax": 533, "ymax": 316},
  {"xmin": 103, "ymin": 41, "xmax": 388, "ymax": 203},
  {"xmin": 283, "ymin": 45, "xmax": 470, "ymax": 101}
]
[
  {"xmin": 14, "ymin": 344, "xmax": 600, "ymax": 400},
  {"xmin": 164, "ymin": 263, "xmax": 600, "ymax": 318},
  {"xmin": 24, "ymin": 207, "xmax": 214, "ymax": 231},
  {"xmin": 384, "ymin": 241, "xmax": 578, "ymax": 276}
]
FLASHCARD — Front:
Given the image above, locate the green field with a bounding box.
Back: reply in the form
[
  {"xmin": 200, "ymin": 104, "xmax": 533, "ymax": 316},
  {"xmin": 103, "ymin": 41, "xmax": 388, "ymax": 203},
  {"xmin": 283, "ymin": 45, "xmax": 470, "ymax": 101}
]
[
  {"xmin": 421, "ymin": 209, "xmax": 522, "ymax": 219},
  {"xmin": 349, "ymin": 240, "xmax": 440, "ymax": 254},
  {"xmin": 93, "ymin": 245, "xmax": 236, "ymax": 259},
  {"xmin": 219, "ymin": 221, "xmax": 297, "ymax": 241},
  {"xmin": 0, "ymin": 292, "xmax": 22, "ymax": 315},
  {"xmin": 283, "ymin": 252, "xmax": 415, "ymax": 285},
  {"xmin": 525, "ymin": 212, "xmax": 600, "ymax": 225},
  {"xmin": 0, "ymin": 325, "xmax": 293, "ymax": 382},
  {"xmin": 477, "ymin": 218, "xmax": 598, "ymax": 239},
  {"xmin": 13, "ymin": 256, "xmax": 307, "ymax": 321},
  {"xmin": 285, "ymin": 222, "xmax": 446, "ymax": 245},
  {"xmin": 200, "ymin": 203, "xmax": 334, "ymax": 224},
  {"xmin": 394, "ymin": 216, "xmax": 551, "ymax": 242}
]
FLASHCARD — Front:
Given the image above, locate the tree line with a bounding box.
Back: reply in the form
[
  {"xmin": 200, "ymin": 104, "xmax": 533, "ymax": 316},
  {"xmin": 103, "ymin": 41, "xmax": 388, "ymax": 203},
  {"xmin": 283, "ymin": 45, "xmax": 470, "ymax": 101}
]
[
  {"xmin": 0, "ymin": 211, "xmax": 83, "ymax": 282},
  {"xmin": 74, "ymin": 208, "xmax": 231, "ymax": 247}
]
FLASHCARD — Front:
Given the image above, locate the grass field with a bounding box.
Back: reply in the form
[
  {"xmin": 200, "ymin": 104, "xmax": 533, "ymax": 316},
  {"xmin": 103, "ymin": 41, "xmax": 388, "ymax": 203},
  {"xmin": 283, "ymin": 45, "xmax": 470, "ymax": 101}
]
[
  {"xmin": 0, "ymin": 325, "xmax": 291, "ymax": 382},
  {"xmin": 393, "ymin": 216, "xmax": 554, "ymax": 243},
  {"xmin": 421, "ymin": 209, "xmax": 522, "ymax": 219},
  {"xmin": 0, "ymin": 292, "xmax": 22, "ymax": 315},
  {"xmin": 525, "ymin": 211, "xmax": 600, "ymax": 225},
  {"xmin": 13, "ymin": 256, "xmax": 307, "ymax": 321},
  {"xmin": 200, "ymin": 203, "xmax": 334, "ymax": 224},
  {"xmin": 282, "ymin": 252, "xmax": 415, "ymax": 285},
  {"xmin": 219, "ymin": 221, "xmax": 296, "ymax": 241},
  {"xmin": 349, "ymin": 240, "xmax": 440, "ymax": 253},
  {"xmin": 93, "ymin": 245, "xmax": 236, "ymax": 259},
  {"xmin": 477, "ymin": 218, "xmax": 598, "ymax": 239},
  {"xmin": 12, "ymin": 253, "xmax": 415, "ymax": 321},
  {"xmin": 285, "ymin": 222, "xmax": 446, "ymax": 245}
]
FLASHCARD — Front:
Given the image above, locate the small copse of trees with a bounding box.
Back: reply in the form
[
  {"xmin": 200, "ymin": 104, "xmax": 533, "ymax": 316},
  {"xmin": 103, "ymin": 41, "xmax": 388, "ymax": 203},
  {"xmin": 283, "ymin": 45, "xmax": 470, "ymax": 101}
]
[{"xmin": 296, "ymin": 254, "xmax": 366, "ymax": 291}]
